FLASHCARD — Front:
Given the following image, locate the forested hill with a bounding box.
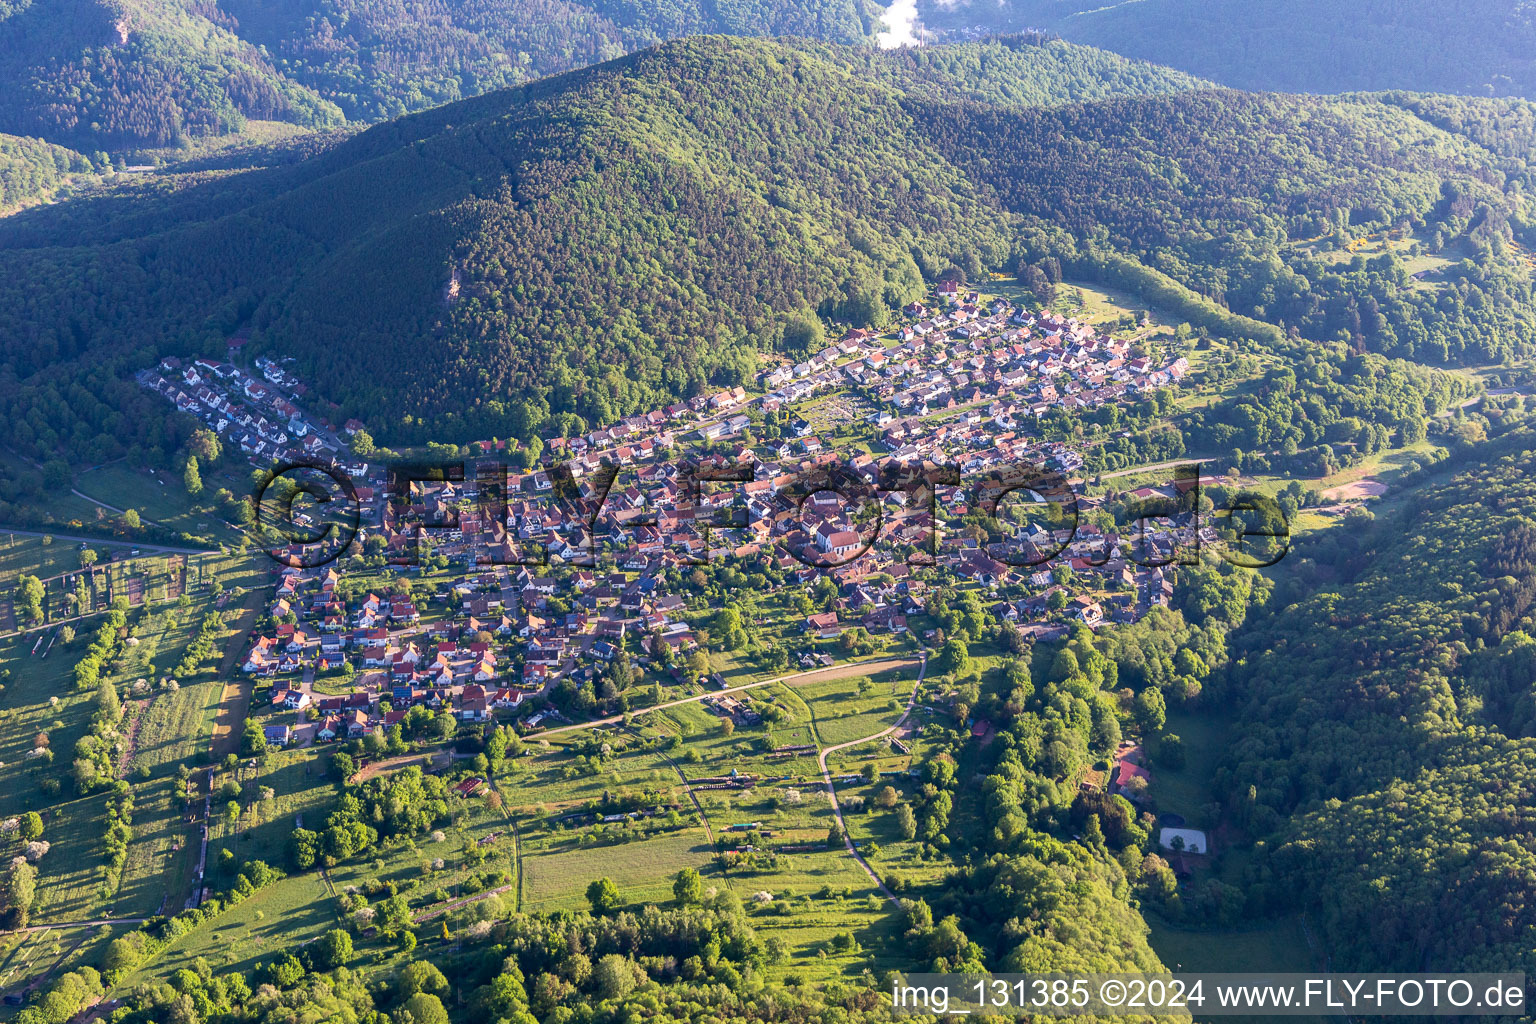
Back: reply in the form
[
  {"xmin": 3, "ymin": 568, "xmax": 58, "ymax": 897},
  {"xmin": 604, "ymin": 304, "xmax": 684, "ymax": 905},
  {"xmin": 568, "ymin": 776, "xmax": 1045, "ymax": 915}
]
[
  {"xmin": 0, "ymin": 0, "xmax": 346, "ymax": 151},
  {"xmin": 0, "ymin": 132, "xmax": 97, "ymax": 211},
  {"xmin": 916, "ymin": 0, "xmax": 1536, "ymax": 99},
  {"xmin": 0, "ymin": 34, "xmax": 1533, "ymax": 459},
  {"xmin": 0, "ymin": 1, "xmax": 1207, "ymax": 154},
  {"xmin": 1208, "ymin": 409, "xmax": 1536, "ymax": 975},
  {"xmin": 0, "ymin": 0, "xmax": 879, "ymax": 153}
]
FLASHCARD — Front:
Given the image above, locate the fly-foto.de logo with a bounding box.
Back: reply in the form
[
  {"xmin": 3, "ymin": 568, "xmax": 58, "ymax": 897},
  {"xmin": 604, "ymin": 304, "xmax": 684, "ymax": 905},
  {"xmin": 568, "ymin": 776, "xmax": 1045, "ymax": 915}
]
[{"xmin": 251, "ymin": 455, "xmax": 1289, "ymax": 573}]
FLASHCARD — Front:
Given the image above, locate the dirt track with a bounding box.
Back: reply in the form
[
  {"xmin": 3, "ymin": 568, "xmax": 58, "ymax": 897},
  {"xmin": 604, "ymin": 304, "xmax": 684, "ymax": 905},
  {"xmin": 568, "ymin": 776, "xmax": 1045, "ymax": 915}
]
[
  {"xmin": 348, "ymin": 753, "xmax": 432, "ymax": 785},
  {"xmin": 210, "ymin": 590, "xmax": 266, "ymax": 758},
  {"xmin": 818, "ymin": 651, "xmax": 928, "ymax": 901}
]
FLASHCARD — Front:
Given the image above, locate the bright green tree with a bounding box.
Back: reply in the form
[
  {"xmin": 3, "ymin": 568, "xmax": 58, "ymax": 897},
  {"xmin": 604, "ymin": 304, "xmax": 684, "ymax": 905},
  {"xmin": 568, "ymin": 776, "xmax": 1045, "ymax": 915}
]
[{"xmin": 586, "ymin": 877, "xmax": 622, "ymax": 916}]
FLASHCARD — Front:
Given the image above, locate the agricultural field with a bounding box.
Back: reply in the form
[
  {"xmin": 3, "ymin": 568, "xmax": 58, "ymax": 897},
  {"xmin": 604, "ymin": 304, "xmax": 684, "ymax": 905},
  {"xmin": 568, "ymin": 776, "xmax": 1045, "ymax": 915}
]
[
  {"xmin": 119, "ymin": 871, "xmax": 338, "ymax": 985},
  {"xmin": 792, "ymin": 668, "xmax": 914, "ymax": 748},
  {"xmin": 0, "ymin": 546, "xmax": 269, "ymax": 941},
  {"xmin": 0, "ymin": 922, "xmax": 119, "ymax": 1006}
]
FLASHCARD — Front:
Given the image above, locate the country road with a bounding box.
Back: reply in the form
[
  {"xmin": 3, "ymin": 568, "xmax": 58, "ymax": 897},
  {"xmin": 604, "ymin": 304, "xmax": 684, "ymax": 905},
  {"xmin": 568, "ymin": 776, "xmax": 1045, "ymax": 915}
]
[
  {"xmin": 2, "ymin": 917, "xmax": 150, "ymax": 935},
  {"xmin": 71, "ymin": 489, "xmax": 130, "ymax": 518},
  {"xmin": 523, "ymin": 655, "xmax": 923, "ymax": 739},
  {"xmin": 818, "ymin": 652, "xmax": 927, "ymax": 901},
  {"xmin": 0, "ymin": 526, "xmax": 207, "ymax": 555},
  {"xmin": 1076, "ymin": 455, "xmax": 1220, "ymax": 484},
  {"xmin": 1439, "ymin": 387, "xmax": 1527, "ymax": 416}
]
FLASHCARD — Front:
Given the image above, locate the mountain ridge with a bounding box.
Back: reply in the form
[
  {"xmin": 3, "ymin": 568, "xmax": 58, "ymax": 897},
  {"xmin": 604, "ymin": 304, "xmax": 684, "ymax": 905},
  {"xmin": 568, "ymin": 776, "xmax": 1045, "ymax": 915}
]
[
  {"xmin": 917, "ymin": 0, "xmax": 1536, "ymax": 99},
  {"xmin": 0, "ymin": 35, "xmax": 1531, "ymax": 455},
  {"xmin": 0, "ymin": 0, "xmax": 888, "ymax": 151}
]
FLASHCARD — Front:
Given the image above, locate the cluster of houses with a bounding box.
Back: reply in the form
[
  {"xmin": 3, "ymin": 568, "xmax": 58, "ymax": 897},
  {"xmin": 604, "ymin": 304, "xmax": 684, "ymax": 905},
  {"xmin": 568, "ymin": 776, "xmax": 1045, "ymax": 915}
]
[
  {"xmin": 138, "ymin": 354, "xmax": 371, "ymax": 483},
  {"xmin": 214, "ymin": 291, "xmax": 1213, "ymax": 743},
  {"xmin": 242, "ymin": 561, "xmax": 563, "ymax": 744}
]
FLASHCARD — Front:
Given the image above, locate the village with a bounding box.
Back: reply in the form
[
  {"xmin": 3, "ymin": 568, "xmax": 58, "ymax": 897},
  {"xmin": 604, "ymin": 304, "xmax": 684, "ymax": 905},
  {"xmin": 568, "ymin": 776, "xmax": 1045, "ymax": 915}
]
[{"xmin": 141, "ymin": 288, "xmax": 1210, "ymax": 752}]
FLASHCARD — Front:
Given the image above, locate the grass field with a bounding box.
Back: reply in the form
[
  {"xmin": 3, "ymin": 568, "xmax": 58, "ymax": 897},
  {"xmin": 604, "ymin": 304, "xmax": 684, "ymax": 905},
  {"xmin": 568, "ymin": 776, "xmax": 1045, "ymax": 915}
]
[
  {"xmin": 26, "ymin": 793, "xmax": 115, "ymax": 923},
  {"xmin": 73, "ymin": 464, "xmax": 243, "ymax": 545},
  {"xmin": 793, "ymin": 668, "xmax": 912, "ymax": 748},
  {"xmin": 521, "ymin": 827, "xmax": 713, "ymax": 911},
  {"xmin": 1149, "ymin": 709, "xmax": 1226, "ymax": 826},
  {"xmin": 0, "ymin": 922, "xmax": 120, "ymax": 1006},
  {"xmin": 122, "ymin": 871, "xmax": 338, "ymax": 984},
  {"xmin": 207, "ymin": 747, "xmax": 337, "ymax": 880},
  {"xmin": 1147, "ymin": 916, "xmax": 1338, "ymax": 1024}
]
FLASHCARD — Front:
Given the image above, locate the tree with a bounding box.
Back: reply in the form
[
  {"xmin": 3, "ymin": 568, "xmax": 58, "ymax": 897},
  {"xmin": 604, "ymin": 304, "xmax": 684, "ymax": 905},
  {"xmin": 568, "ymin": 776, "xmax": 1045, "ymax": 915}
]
[
  {"xmin": 240, "ymin": 719, "xmax": 269, "ymax": 758},
  {"xmin": 123, "ymin": 509, "xmax": 141, "ymax": 531},
  {"xmin": 183, "ymin": 456, "xmax": 203, "ymax": 497},
  {"xmin": 18, "ymin": 967, "xmax": 101, "ymax": 1023},
  {"xmin": 782, "ymin": 310, "xmax": 825, "ymax": 353},
  {"xmin": 1050, "ymin": 647, "xmax": 1080, "ymax": 682},
  {"xmin": 875, "ymin": 785, "xmax": 899, "ymax": 809},
  {"xmin": 189, "ymin": 428, "xmax": 222, "ymax": 464},
  {"xmin": 350, "ymin": 429, "xmax": 376, "ymax": 457},
  {"xmin": 1134, "ymin": 687, "xmax": 1167, "ymax": 733},
  {"xmin": 398, "ymin": 959, "xmax": 448, "ymax": 997},
  {"xmin": 20, "ymin": 812, "xmax": 43, "ymax": 842},
  {"xmin": 714, "ymin": 607, "xmax": 747, "ymax": 650},
  {"xmin": 41, "ymin": 460, "xmax": 69, "ymax": 491},
  {"xmin": 311, "ymin": 928, "xmax": 353, "ymax": 970},
  {"xmin": 895, "ymin": 802, "xmax": 917, "ymax": 840},
  {"xmin": 289, "ymin": 828, "xmax": 320, "ymax": 870},
  {"xmin": 95, "ymin": 680, "xmax": 121, "ymax": 725},
  {"xmin": 399, "ymin": 993, "xmax": 449, "ymax": 1024},
  {"xmin": 586, "ymin": 876, "xmax": 622, "ymax": 916},
  {"xmin": 593, "ymin": 954, "xmax": 637, "ymax": 1001},
  {"xmin": 379, "ymin": 894, "xmax": 413, "ymax": 932},
  {"xmin": 4, "ymin": 861, "xmax": 36, "ymax": 927},
  {"xmin": 13, "ymin": 575, "xmax": 43, "ymax": 624},
  {"xmin": 672, "ymin": 867, "xmax": 704, "ymax": 906},
  {"xmin": 938, "ymin": 635, "xmax": 971, "ymax": 678}
]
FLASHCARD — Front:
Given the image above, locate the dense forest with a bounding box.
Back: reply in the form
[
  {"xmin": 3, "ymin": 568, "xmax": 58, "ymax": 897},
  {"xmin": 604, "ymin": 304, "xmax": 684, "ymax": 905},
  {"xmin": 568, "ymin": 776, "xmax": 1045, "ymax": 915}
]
[
  {"xmin": 217, "ymin": 0, "xmax": 884, "ymax": 121},
  {"xmin": 915, "ymin": 90, "xmax": 1536, "ymax": 365},
  {"xmin": 0, "ymin": 0, "xmax": 345, "ymax": 150},
  {"xmin": 11, "ymin": 0, "xmax": 1536, "ymax": 157},
  {"xmin": 0, "ymin": 132, "xmax": 96, "ymax": 210},
  {"xmin": 0, "ymin": 35, "xmax": 1532, "ymax": 463},
  {"xmin": 916, "ymin": 0, "xmax": 1536, "ymax": 99},
  {"xmin": 1206, "ymin": 412, "xmax": 1536, "ymax": 975}
]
